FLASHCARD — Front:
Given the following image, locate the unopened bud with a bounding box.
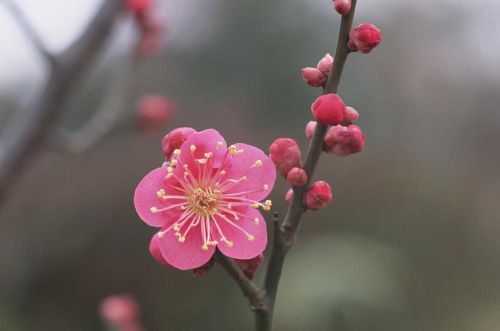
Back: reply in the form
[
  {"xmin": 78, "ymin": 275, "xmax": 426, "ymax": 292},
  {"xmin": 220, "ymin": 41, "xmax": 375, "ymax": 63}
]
[
  {"xmin": 137, "ymin": 95, "xmax": 174, "ymax": 131},
  {"xmin": 311, "ymin": 93, "xmax": 346, "ymax": 126},
  {"xmin": 333, "ymin": 0, "xmax": 352, "ymax": 15},
  {"xmin": 348, "ymin": 23, "xmax": 381, "ymax": 54},
  {"xmin": 324, "ymin": 124, "xmax": 365, "ymax": 156},
  {"xmin": 286, "ymin": 167, "xmax": 308, "ymax": 186},
  {"xmin": 269, "ymin": 138, "xmax": 302, "ymax": 178},
  {"xmin": 304, "ymin": 181, "xmax": 333, "ymax": 210},
  {"xmin": 192, "ymin": 259, "xmax": 215, "ymax": 278},
  {"xmin": 235, "ymin": 254, "xmax": 264, "ymax": 279},
  {"xmin": 342, "ymin": 106, "xmax": 359, "ymax": 124},
  {"xmin": 100, "ymin": 295, "xmax": 140, "ymax": 326},
  {"xmin": 316, "ymin": 53, "xmax": 334, "ymax": 76},
  {"xmin": 162, "ymin": 127, "xmax": 197, "ymax": 160},
  {"xmin": 305, "ymin": 121, "xmax": 317, "ymax": 139},
  {"xmin": 285, "ymin": 189, "xmax": 294, "ymax": 205},
  {"xmin": 301, "ymin": 67, "xmax": 327, "ymax": 87},
  {"xmin": 126, "ymin": 0, "xmax": 151, "ymax": 15}
]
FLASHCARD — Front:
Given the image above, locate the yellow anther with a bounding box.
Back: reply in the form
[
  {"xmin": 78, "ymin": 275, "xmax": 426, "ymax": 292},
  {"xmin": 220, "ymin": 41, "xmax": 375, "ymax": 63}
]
[
  {"xmin": 263, "ymin": 200, "xmax": 272, "ymax": 211},
  {"xmin": 263, "ymin": 184, "xmax": 269, "ymax": 190},
  {"xmin": 167, "ymin": 166, "xmax": 174, "ymax": 173},
  {"xmin": 173, "ymin": 149, "xmax": 181, "ymax": 156},
  {"xmin": 254, "ymin": 217, "xmax": 260, "ymax": 225},
  {"xmin": 150, "ymin": 207, "xmax": 159, "ymax": 213},
  {"xmin": 251, "ymin": 203, "xmax": 260, "ymax": 209},
  {"xmin": 174, "ymin": 232, "xmax": 181, "ymax": 237},
  {"xmin": 157, "ymin": 231, "xmax": 165, "ymax": 238},
  {"xmin": 204, "ymin": 152, "xmax": 213, "ymax": 158},
  {"xmin": 178, "ymin": 236, "xmax": 186, "ymax": 243},
  {"xmin": 156, "ymin": 189, "xmax": 165, "ymax": 198},
  {"xmin": 247, "ymin": 235, "xmax": 255, "ymax": 241},
  {"xmin": 254, "ymin": 160, "xmax": 263, "ymax": 168},
  {"xmin": 201, "ymin": 244, "xmax": 209, "ymax": 251},
  {"xmin": 197, "ymin": 158, "xmax": 207, "ymax": 164},
  {"xmin": 226, "ymin": 240, "xmax": 233, "ymax": 247},
  {"xmin": 228, "ymin": 145, "xmax": 237, "ymax": 156},
  {"xmin": 190, "ymin": 145, "xmax": 196, "ymax": 153},
  {"xmin": 216, "ymin": 141, "xmax": 224, "ymax": 149},
  {"xmin": 170, "ymin": 159, "xmax": 178, "ymax": 167}
]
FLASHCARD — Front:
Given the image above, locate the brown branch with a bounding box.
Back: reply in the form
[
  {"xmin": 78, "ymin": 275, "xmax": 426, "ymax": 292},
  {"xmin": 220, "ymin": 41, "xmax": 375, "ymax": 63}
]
[
  {"xmin": 0, "ymin": 0, "xmax": 124, "ymax": 206},
  {"xmin": 256, "ymin": 1, "xmax": 359, "ymax": 330},
  {"xmin": 0, "ymin": 0, "xmax": 56, "ymax": 66}
]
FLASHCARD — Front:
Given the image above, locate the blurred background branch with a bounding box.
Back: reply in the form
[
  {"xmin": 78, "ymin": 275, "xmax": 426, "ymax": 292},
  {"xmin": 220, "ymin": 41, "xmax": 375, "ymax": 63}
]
[{"xmin": 0, "ymin": 0, "xmax": 123, "ymax": 207}]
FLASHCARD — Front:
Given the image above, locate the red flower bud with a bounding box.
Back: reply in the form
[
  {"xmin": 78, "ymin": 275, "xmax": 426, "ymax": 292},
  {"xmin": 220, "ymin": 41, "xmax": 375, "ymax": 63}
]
[
  {"xmin": 301, "ymin": 67, "xmax": 327, "ymax": 87},
  {"xmin": 348, "ymin": 23, "xmax": 381, "ymax": 54},
  {"xmin": 269, "ymin": 138, "xmax": 302, "ymax": 177},
  {"xmin": 125, "ymin": 0, "xmax": 151, "ymax": 15},
  {"xmin": 192, "ymin": 259, "xmax": 215, "ymax": 278},
  {"xmin": 324, "ymin": 124, "xmax": 365, "ymax": 156},
  {"xmin": 333, "ymin": 0, "xmax": 352, "ymax": 15},
  {"xmin": 162, "ymin": 127, "xmax": 197, "ymax": 160},
  {"xmin": 286, "ymin": 167, "xmax": 308, "ymax": 186},
  {"xmin": 305, "ymin": 121, "xmax": 317, "ymax": 139},
  {"xmin": 342, "ymin": 106, "xmax": 359, "ymax": 124},
  {"xmin": 235, "ymin": 254, "xmax": 264, "ymax": 279},
  {"xmin": 304, "ymin": 181, "xmax": 333, "ymax": 210},
  {"xmin": 316, "ymin": 53, "xmax": 334, "ymax": 76},
  {"xmin": 311, "ymin": 93, "xmax": 346, "ymax": 126},
  {"xmin": 285, "ymin": 189, "xmax": 294, "ymax": 205},
  {"xmin": 137, "ymin": 95, "xmax": 174, "ymax": 131}
]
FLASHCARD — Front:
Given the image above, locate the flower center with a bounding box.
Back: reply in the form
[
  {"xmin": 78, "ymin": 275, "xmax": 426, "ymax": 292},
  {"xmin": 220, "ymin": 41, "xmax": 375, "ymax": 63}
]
[{"xmin": 189, "ymin": 187, "xmax": 220, "ymax": 216}]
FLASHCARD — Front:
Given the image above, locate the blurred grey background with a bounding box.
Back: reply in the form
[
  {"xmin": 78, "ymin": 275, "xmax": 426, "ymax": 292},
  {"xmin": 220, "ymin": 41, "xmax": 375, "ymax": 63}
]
[{"xmin": 1, "ymin": 0, "xmax": 500, "ymax": 330}]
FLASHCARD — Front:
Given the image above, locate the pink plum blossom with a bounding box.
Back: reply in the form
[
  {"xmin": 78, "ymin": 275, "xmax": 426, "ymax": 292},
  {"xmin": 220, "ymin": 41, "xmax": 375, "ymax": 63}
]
[{"xmin": 135, "ymin": 129, "xmax": 276, "ymax": 270}]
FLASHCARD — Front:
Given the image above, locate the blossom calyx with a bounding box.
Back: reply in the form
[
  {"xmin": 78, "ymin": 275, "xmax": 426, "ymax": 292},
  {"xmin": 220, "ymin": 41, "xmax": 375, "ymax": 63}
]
[
  {"xmin": 269, "ymin": 138, "xmax": 302, "ymax": 178},
  {"xmin": 348, "ymin": 23, "xmax": 382, "ymax": 54},
  {"xmin": 286, "ymin": 167, "xmax": 308, "ymax": 186},
  {"xmin": 235, "ymin": 254, "xmax": 264, "ymax": 279},
  {"xmin": 324, "ymin": 124, "xmax": 365, "ymax": 156},
  {"xmin": 304, "ymin": 181, "xmax": 333, "ymax": 210},
  {"xmin": 301, "ymin": 67, "xmax": 327, "ymax": 87},
  {"xmin": 311, "ymin": 93, "xmax": 346, "ymax": 126}
]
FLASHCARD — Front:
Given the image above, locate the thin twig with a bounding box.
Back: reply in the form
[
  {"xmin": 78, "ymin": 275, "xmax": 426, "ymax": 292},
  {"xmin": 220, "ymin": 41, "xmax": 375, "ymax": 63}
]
[
  {"xmin": 0, "ymin": 0, "xmax": 56, "ymax": 66},
  {"xmin": 0, "ymin": 0, "xmax": 123, "ymax": 206},
  {"xmin": 214, "ymin": 251, "xmax": 268, "ymax": 311}
]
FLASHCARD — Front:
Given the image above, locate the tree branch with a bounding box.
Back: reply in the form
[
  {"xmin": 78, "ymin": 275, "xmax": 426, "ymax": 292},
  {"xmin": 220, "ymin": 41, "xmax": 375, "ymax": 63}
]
[
  {"xmin": 256, "ymin": 2, "xmax": 359, "ymax": 330},
  {"xmin": 0, "ymin": 0, "xmax": 56, "ymax": 66},
  {"xmin": 0, "ymin": 0, "xmax": 124, "ymax": 206}
]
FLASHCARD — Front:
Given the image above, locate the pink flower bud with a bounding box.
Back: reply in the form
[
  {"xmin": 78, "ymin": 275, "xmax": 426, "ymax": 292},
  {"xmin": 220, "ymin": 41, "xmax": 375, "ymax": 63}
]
[
  {"xmin": 100, "ymin": 295, "xmax": 140, "ymax": 326},
  {"xmin": 348, "ymin": 23, "xmax": 382, "ymax": 54},
  {"xmin": 343, "ymin": 106, "xmax": 359, "ymax": 124},
  {"xmin": 235, "ymin": 254, "xmax": 264, "ymax": 279},
  {"xmin": 286, "ymin": 167, "xmax": 308, "ymax": 186},
  {"xmin": 304, "ymin": 181, "xmax": 333, "ymax": 210},
  {"xmin": 137, "ymin": 95, "xmax": 174, "ymax": 131},
  {"xmin": 316, "ymin": 53, "xmax": 334, "ymax": 76},
  {"xmin": 301, "ymin": 67, "xmax": 327, "ymax": 87},
  {"xmin": 192, "ymin": 259, "xmax": 215, "ymax": 277},
  {"xmin": 162, "ymin": 127, "xmax": 197, "ymax": 160},
  {"xmin": 305, "ymin": 121, "xmax": 317, "ymax": 139},
  {"xmin": 269, "ymin": 138, "xmax": 302, "ymax": 178},
  {"xmin": 285, "ymin": 189, "xmax": 294, "ymax": 204},
  {"xmin": 333, "ymin": 0, "xmax": 352, "ymax": 15},
  {"xmin": 324, "ymin": 124, "xmax": 365, "ymax": 156},
  {"xmin": 311, "ymin": 93, "xmax": 346, "ymax": 126}
]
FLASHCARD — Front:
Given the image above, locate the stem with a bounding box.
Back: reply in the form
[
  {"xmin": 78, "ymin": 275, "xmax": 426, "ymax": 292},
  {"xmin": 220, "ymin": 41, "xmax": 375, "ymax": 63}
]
[{"xmin": 258, "ymin": 1, "xmax": 358, "ymax": 330}]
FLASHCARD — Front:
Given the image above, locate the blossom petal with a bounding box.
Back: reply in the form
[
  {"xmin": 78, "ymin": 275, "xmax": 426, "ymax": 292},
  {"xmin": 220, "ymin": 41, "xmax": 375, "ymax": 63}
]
[
  {"xmin": 157, "ymin": 221, "xmax": 216, "ymax": 270},
  {"xmin": 178, "ymin": 129, "xmax": 227, "ymax": 172},
  {"xmin": 149, "ymin": 234, "xmax": 169, "ymax": 265},
  {"xmin": 134, "ymin": 167, "xmax": 184, "ymax": 227},
  {"xmin": 221, "ymin": 143, "xmax": 276, "ymax": 201},
  {"xmin": 214, "ymin": 207, "xmax": 267, "ymax": 260}
]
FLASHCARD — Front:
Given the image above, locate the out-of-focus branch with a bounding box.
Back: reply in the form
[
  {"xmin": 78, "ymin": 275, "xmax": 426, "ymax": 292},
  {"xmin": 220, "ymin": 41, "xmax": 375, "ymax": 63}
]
[
  {"xmin": 55, "ymin": 56, "xmax": 138, "ymax": 154},
  {"xmin": 0, "ymin": 0, "xmax": 124, "ymax": 206},
  {"xmin": 0, "ymin": 0, "xmax": 56, "ymax": 66}
]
